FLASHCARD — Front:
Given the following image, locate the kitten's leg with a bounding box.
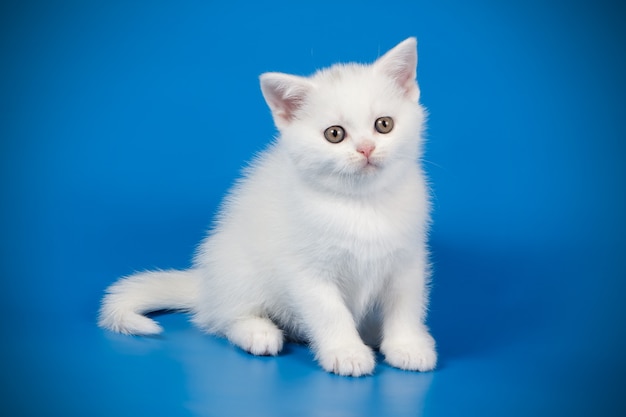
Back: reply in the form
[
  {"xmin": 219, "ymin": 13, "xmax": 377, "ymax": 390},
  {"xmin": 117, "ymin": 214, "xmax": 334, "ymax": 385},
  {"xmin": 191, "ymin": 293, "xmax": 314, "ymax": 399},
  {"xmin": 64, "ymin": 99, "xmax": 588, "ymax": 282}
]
[
  {"xmin": 224, "ymin": 316, "xmax": 284, "ymax": 356},
  {"xmin": 380, "ymin": 255, "xmax": 437, "ymax": 372},
  {"xmin": 295, "ymin": 276, "xmax": 375, "ymax": 377}
]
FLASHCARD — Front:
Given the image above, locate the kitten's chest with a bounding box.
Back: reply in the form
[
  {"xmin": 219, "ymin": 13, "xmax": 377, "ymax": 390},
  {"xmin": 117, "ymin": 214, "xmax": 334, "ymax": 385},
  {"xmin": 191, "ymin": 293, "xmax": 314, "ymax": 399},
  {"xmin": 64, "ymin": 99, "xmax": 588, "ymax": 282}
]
[{"xmin": 291, "ymin": 188, "xmax": 426, "ymax": 264}]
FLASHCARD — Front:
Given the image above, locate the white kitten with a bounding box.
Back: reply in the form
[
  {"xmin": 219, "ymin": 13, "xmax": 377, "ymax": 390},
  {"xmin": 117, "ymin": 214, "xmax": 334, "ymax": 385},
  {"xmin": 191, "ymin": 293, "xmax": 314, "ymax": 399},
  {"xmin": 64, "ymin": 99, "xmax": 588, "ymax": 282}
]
[{"xmin": 99, "ymin": 38, "xmax": 437, "ymax": 376}]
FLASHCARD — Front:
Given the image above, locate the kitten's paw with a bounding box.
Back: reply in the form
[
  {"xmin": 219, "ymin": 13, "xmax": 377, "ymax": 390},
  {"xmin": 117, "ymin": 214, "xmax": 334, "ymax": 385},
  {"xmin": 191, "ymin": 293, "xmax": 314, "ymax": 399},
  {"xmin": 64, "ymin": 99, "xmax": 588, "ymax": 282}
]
[
  {"xmin": 227, "ymin": 317, "xmax": 284, "ymax": 356},
  {"xmin": 317, "ymin": 343, "xmax": 376, "ymax": 377},
  {"xmin": 381, "ymin": 332, "xmax": 437, "ymax": 372}
]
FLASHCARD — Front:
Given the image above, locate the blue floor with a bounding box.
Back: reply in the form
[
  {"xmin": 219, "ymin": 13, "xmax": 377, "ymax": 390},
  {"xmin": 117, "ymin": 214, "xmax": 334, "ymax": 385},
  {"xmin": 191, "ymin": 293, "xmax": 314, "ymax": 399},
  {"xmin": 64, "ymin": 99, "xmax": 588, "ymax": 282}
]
[{"xmin": 2, "ymin": 1, "xmax": 625, "ymax": 416}]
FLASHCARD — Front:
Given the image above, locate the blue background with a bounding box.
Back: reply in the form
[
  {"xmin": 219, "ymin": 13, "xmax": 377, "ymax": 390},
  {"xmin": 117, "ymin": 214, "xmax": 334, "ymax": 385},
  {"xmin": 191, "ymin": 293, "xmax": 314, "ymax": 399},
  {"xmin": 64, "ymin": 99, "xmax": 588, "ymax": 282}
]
[{"xmin": 2, "ymin": 0, "xmax": 625, "ymax": 416}]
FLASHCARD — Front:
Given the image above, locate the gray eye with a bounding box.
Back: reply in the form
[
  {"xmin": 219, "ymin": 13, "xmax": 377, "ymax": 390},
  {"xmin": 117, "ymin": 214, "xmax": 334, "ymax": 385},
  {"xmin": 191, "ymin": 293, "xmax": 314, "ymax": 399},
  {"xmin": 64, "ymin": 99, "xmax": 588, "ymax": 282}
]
[
  {"xmin": 324, "ymin": 125, "xmax": 346, "ymax": 143},
  {"xmin": 375, "ymin": 116, "xmax": 394, "ymax": 134}
]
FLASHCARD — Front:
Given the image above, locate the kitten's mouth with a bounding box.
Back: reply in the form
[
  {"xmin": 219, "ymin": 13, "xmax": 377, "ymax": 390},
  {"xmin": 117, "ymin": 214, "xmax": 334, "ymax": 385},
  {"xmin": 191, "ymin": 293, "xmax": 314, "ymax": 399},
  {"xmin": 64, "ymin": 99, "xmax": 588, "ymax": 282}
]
[
  {"xmin": 361, "ymin": 159, "xmax": 380, "ymax": 172},
  {"xmin": 350, "ymin": 156, "xmax": 381, "ymax": 175}
]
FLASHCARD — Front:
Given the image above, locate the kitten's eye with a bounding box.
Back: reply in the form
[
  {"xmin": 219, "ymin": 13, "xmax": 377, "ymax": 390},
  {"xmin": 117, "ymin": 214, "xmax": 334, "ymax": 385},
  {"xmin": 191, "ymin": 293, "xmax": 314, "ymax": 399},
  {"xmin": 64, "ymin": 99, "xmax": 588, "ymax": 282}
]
[
  {"xmin": 324, "ymin": 125, "xmax": 346, "ymax": 143},
  {"xmin": 375, "ymin": 117, "xmax": 394, "ymax": 134}
]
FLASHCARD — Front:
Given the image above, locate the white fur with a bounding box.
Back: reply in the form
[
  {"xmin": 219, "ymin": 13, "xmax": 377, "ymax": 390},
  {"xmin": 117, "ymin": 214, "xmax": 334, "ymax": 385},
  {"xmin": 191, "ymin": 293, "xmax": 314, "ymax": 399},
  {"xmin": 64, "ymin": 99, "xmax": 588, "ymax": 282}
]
[{"xmin": 99, "ymin": 37, "xmax": 436, "ymax": 376}]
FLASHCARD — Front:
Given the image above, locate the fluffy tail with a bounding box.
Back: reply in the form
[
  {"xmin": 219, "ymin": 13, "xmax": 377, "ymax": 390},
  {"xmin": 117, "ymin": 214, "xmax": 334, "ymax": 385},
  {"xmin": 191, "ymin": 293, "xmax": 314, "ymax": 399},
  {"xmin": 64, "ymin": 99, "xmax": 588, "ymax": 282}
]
[{"xmin": 98, "ymin": 269, "xmax": 200, "ymax": 335}]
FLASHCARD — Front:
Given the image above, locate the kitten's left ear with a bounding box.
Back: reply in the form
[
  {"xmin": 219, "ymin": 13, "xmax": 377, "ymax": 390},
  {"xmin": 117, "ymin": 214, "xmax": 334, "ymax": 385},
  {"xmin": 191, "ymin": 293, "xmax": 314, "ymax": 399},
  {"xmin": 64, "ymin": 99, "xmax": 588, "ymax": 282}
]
[
  {"xmin": 374, "ymin": 37, "xmax": 419, "ymax": 101},
  {"xmin": 260, "ymin": 72, "xmax": 314, "ymax": 129}
]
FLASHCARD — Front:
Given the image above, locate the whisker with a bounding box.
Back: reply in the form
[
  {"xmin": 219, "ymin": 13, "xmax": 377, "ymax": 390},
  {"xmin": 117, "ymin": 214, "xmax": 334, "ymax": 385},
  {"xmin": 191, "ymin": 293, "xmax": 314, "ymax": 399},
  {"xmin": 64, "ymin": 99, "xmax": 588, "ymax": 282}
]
[{"xmin": 421, "ymin": 159, "xmax": 446, "ymax": 171}]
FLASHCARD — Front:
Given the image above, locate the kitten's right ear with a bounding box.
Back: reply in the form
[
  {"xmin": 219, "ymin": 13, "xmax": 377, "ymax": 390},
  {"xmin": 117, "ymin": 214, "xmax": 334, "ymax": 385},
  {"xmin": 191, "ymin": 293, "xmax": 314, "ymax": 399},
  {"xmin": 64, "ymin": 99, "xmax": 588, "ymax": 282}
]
[{"xmin": 260, "ymin": 72, "xmax": 313, "ymax": 128}]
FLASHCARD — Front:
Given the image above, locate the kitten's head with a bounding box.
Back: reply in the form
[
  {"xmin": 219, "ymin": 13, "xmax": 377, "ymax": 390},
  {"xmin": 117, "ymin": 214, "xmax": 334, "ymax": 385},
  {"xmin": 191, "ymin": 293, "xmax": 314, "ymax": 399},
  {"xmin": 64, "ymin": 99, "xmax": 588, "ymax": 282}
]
[{"xmin": 260, "ymin": 38, "xmax": 425, "ymax": 195}]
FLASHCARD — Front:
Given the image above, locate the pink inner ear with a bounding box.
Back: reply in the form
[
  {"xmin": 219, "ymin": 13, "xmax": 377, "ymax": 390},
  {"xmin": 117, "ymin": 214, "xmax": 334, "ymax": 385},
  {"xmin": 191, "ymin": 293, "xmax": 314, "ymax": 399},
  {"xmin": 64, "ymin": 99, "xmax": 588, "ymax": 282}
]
[
  {"xmin": 272, "ymin": 94, "xmax": 303, "ymax": 123},
  {"xmin": 260, "ymin": 73, "xmax": 312, "ymax": 125},
  {"xmin": 397, "ymin": 68, "xmax": 419, "ymax": 100},
  {"xmin": 375, "ymin": 38, "xmax": 419, "ymax": 100}
]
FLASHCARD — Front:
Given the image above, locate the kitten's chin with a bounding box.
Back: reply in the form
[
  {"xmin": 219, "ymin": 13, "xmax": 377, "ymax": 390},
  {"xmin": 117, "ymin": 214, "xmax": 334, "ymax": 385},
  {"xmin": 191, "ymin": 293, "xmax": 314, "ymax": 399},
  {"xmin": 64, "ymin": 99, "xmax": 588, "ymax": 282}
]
[
  {"xmin": 293, "ymin": 157, "xmax": 401, "ymax": 197},
  {"xmin": 346, "ymin": 161, "xmax": 391, "ymax": 188}
]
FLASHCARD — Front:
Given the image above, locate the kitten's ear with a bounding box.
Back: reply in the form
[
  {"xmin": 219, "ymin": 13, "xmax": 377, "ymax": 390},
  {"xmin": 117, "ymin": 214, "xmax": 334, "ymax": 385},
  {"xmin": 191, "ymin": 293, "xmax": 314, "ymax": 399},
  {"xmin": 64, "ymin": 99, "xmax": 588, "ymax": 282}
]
[
  {"xmin": 260, "ymin": 72, "xmax": 314, "ymax": 128},
  {"xmin": 374, "ymin": 37, "xmax": 419, "ymax": 101}
]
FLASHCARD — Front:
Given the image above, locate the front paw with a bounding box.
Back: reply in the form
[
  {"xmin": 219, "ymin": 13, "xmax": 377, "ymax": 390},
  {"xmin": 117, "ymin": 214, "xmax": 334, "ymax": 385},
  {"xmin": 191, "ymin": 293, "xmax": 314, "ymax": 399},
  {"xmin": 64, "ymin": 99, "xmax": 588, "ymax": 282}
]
[
  {"xmin": 226, "ymin": 317, "xmax": 284, "ymax": 356},
  {"xmin": 317, "ymin": 343, "xmax": 376, "ymax": 377},
  {"xmin": 381, "ymin": 332, "xmax": 437, "ymax": 372}
]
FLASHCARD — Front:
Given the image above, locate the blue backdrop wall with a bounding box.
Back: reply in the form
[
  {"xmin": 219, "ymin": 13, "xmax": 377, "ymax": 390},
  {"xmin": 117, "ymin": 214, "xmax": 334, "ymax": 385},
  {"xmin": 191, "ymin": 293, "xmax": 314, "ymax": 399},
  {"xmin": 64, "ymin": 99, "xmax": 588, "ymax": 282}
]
[{"xmin": 1, "ymin": 1, "xmax": 625, "ymax": 416}]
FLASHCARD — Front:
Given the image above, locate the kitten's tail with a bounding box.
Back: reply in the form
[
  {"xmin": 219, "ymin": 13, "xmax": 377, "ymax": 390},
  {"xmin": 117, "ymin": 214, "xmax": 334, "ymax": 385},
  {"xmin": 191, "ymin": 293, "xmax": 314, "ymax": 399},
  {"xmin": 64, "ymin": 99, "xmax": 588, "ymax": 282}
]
[{"xmin": 98, "ymin": 269, "xmax": 200, "ymax": 335}]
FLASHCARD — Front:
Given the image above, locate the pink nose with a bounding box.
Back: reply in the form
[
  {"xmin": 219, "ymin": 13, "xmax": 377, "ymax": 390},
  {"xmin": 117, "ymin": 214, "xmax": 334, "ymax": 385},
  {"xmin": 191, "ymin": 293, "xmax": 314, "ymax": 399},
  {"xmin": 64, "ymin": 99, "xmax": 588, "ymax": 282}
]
[{"xmin": 357, "ymin": 143, "xmax": 375, "ymax": 158}]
